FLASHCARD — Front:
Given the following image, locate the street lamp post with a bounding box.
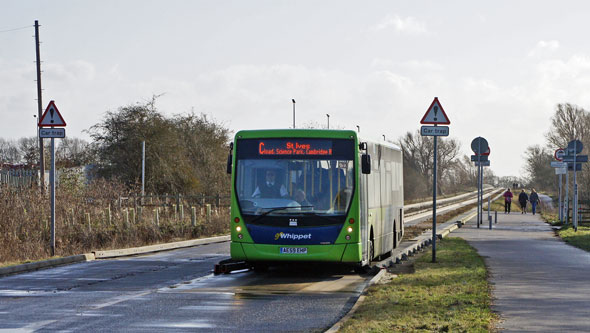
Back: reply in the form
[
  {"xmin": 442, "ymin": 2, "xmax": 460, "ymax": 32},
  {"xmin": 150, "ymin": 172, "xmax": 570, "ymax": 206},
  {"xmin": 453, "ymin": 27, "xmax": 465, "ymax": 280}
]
[
  {"xmin": 326, "ymin": 114, "xmax": 330, "ymax": 129},
  {"xmin": 292, "ymin": 99, "xmax": 296, "ymax": 128}
]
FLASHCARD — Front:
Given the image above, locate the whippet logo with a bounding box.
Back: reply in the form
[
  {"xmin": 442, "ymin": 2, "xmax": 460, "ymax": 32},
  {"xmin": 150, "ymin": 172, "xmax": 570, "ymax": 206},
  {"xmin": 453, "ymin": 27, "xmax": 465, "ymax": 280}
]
[{"xmin": 274, "ymin": 232, "xmax": 312, "ymax": 241}]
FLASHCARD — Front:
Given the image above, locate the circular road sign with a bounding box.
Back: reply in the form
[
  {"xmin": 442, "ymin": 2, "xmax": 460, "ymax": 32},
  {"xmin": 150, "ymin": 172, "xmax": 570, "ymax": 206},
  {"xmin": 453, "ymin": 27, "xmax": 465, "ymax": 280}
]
[
  {"xmin": 567, "ymin": 140, "xmax": 583, "ymax": 154},
  {"xmin": 555, "ymin": 148, "xmax": 565, "ymax": 161},
  {"xmin": 471, "ymin": 137, "xmax": 489, "ymax": 155}
]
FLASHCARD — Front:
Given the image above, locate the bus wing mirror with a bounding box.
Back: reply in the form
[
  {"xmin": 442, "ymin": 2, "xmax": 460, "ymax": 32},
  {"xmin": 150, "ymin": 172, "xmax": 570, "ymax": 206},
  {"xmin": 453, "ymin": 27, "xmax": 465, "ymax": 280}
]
[
  {"xmin": 226, "ymin": 142, "xmax": 234, "ymax": 174},
  {"xmin": 362, "ymin": 154, "xmax": 371, "ymax": 174}
]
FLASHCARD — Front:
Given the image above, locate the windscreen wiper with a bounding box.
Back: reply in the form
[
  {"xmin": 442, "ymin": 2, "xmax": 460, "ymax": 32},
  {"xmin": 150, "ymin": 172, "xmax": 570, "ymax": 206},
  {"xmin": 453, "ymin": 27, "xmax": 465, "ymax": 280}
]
[{"xmin": 249, "ymin": 205, "xmax": 314, "ymax": 224}]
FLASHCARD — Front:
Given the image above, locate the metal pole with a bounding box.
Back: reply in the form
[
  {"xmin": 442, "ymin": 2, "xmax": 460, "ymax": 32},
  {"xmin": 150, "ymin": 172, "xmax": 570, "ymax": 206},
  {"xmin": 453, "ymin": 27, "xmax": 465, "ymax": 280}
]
[
  {"xmin": 50, "ymin": 137, "xmax": 55, "ymax": 256},
  {"xmin": 559, "ymin": 173, "xmax": 563, "ymax": 223},
  {"xmin": 488, "ymin": 196, "xmax": 492, "ymax": 229},
  {"xmin": 480, "ymin": 163, "xmax": 484, "ymax": 223},
  {"xmin": 35, "ymin": 20, "xmax": 45, "ymax": 193},
  {"xmin": 292, "ymin": 99, "xmax": 296, "ymax": 128},
  {"xmin": 476, "ymin": 163, "xmax": 480, "ymax": 228},
  {"xmin": 326, "ymin": 114, "xmax": 330, "ymax": 129},
  {"xmin": 565, "ymin": 168, "xmax": 570, "ymax": 224},
  {"xmin": 572, "ymin": 140, "xmax": 578, "ymax": 231},
  {"xmin": 141, "ymin": 141, "xmax": 145, "ymax": 198},
  {"xmin": 477, "ymin": 139, "xmax": 481, "ymax": 228},
  {"xmin": 432, "ymin": 135, "xmax": 437, "ymax": 263}
]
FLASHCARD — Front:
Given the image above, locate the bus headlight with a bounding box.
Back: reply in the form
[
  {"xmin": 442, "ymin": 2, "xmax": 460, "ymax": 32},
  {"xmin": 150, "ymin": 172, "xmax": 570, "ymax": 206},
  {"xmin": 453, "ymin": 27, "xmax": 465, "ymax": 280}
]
[
  {"xmin": 236, "ymin": 226, "xmax": 242, "ymax": 232},
  {"xmin": 347, "ymin": 226, "xmax": 353, "ymax": 233},
  {"xmin": 345, "ymin": 235, "xmax": 351, "ymax": 240},
  {"xmin": 238, "ymin": 234, "xmax": 243, "ymax": 239}
]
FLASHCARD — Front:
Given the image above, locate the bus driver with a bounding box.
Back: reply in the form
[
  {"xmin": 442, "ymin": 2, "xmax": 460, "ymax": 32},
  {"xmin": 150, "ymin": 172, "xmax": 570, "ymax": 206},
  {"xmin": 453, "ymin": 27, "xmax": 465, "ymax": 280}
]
[{"xmin": 252, "ymin": 170, "xmax": 288, "ymax": 198}]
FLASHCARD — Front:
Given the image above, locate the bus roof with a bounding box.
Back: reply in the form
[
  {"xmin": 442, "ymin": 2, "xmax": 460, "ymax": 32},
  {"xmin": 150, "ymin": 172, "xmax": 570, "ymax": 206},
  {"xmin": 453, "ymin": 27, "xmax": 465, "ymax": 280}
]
[
  {"xmin": 235, "ymin": 129, "xmax": 358, "ymax": 140},
  {"xmin": 234, "ymin": 129, "xmax": 401, "ymax": 151}
]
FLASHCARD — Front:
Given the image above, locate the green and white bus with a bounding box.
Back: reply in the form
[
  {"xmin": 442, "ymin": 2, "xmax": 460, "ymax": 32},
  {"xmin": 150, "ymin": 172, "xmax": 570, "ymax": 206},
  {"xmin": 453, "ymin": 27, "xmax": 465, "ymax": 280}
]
[{"xmin": 227, "ymin": 129, "xmax": 403, "ymax": 268}]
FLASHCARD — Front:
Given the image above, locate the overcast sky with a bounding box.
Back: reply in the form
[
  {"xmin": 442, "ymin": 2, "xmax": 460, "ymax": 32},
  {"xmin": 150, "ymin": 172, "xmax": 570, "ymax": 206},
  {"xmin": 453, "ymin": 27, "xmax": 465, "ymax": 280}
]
[{"xmin": 2, "ymin": 1, "xmax": 590, "ymax": 177}]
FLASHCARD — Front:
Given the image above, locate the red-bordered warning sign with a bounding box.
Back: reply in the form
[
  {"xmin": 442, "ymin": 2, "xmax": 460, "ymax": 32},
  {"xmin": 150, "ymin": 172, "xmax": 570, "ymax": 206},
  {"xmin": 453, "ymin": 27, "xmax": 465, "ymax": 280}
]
[
  {"xmin": 38, "ymin": 101, "xmax": 67, "ymax": 127},
  {"xmin": 420, "ymin": 97, "xmax": 450, "ymax": 125}
]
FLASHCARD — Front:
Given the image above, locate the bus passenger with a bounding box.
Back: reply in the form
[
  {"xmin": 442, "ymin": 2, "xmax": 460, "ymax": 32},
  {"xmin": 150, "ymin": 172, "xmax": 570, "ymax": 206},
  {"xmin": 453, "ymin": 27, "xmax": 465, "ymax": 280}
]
[{"xmin": 252, "ymin": 170, "xmax": 287, "ymax": 198}]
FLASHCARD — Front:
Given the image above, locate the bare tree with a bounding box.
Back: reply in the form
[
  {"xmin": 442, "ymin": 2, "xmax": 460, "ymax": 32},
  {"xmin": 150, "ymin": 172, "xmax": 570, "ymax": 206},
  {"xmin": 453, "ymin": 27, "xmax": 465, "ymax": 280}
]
[
  {"xmin": 398, "ymin": 130, "xmax": 464, "ymax": 198},
  {"xmin": 56, "ymin": 137, "xmax": 90, "ymax": 167},
  {"xmin": 545, "ymin": 103, "xmax": 590, "ymax": 200},
  {"xmin": 18, "ymin": 137, "xmax": 40, "ymax": 165},
  {"xmin": 523, "ymin": 145, "xmax": 555, "ymax": 191},
  {"xmin": 546, "ymin": 103, "xmax": 590, "ymax": 149},
  {"xmin": 0, "ymin": 138, "xmax": 21, "ymax": 164}
]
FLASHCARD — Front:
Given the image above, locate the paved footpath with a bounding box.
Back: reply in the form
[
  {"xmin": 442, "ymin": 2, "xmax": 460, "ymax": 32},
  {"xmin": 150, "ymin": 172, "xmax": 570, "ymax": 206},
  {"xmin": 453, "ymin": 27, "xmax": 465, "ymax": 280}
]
[{"xmin": 452, "ymin": 211, "xmax": 590, "ymax": 332}]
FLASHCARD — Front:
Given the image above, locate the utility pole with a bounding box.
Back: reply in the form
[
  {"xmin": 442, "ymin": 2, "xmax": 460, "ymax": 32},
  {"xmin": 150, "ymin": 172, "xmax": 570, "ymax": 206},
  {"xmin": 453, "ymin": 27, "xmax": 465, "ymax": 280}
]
[
  {"xmin": 35, "ymin": 20, "xmax": 45, "ymax": 193},
  {"xmin": 142, "ymin": 141, "xmax": 146, "ymax": 198}
]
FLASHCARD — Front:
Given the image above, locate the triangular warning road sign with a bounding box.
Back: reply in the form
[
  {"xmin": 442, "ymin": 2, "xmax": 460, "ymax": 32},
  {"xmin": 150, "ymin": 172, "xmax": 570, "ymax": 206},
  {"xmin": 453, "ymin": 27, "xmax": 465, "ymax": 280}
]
[
  {"xmin": 38, "ymin": 101, "xmax": 67, "ymax": 127},
  {"xmin": 420, "ymin": 97, "xmax": 450, "ymax": 125}
]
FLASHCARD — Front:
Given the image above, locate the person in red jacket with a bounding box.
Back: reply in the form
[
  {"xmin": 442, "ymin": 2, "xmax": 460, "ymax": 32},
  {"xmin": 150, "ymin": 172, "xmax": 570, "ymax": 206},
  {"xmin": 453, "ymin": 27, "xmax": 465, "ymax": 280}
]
[{"xmin": 503, "ymin": 188, "xmax": 513, "ymax": 213}]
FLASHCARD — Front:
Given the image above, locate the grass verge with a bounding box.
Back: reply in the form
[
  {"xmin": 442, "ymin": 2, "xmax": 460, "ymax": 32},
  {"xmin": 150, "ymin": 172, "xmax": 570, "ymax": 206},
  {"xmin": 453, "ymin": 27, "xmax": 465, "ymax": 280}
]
[
  {"xmin": 340, "ymin": 237, "xmax": 497, "ymax": 332},
  {"xmin": 557, "ymin": 225, "xmax": 590, "ymax": 252}
]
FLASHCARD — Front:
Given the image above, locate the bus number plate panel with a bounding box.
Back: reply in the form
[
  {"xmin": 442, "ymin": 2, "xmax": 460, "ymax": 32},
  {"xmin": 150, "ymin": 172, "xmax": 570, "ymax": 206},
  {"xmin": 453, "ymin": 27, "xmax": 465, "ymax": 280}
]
[{"xmin": 280, "ymin": 247, "xmax": 308, "ymax": 254}]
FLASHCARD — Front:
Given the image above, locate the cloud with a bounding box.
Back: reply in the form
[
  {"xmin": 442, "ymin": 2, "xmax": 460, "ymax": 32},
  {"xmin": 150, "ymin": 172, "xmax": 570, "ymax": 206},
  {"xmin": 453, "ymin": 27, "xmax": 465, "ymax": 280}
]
[
  {"xmin": 370, "ymin": 14, "xmax": 427, "ymax": 34},
  {"xmin": 528, "ymin": 40, "xmax": 560, "ymax": 57},
  {"xmin": 371, "ymin": 58, "xmax": 444, "ymax": 72}
]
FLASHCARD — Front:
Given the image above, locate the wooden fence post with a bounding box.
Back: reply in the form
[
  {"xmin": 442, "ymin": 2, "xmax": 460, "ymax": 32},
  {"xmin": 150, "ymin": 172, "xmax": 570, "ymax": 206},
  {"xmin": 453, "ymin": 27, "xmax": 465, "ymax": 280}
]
[
  {"xmin": 107, "ymin": 205, "xmax": 112, "ymax": 226},
  {"xmin": 191, "ymin": 206, "xmax": 197, "ymax": 227}
]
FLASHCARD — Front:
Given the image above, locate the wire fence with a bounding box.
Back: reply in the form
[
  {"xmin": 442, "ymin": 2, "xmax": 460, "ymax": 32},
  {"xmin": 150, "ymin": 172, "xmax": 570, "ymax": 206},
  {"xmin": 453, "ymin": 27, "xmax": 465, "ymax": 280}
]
[{"xmin": 0, "ymin": 169, "xmax": 37, "ymax": 188}]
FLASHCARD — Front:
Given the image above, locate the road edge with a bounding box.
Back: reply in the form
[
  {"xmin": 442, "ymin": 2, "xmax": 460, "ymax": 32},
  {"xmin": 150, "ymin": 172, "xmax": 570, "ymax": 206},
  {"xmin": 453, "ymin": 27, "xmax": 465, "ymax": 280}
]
[{"xmin": 0, "ymin": 235, "xmax": 230, "ymax": 277}]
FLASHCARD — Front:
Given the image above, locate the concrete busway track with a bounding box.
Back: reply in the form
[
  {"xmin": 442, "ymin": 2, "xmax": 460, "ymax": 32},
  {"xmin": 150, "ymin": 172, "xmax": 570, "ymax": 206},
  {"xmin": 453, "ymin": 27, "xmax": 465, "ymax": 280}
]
[
  {"xmin": 405, "ymin": 185, "xmax": 494, "ymax": 213},
  {"xmin": 0, "ymin": 189, "xmax": 503, "ymax": 331},
  {"xmin": 405, "ymin": 187, "xmax": 503, "ymax": 226}
]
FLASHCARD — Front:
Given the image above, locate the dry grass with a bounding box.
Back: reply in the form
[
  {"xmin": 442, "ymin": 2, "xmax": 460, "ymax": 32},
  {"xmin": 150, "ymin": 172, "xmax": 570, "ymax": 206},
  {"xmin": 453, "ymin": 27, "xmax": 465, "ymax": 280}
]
[{"xmin": 0, "ymin": 178, "xmax": 229, "ymax": 265}]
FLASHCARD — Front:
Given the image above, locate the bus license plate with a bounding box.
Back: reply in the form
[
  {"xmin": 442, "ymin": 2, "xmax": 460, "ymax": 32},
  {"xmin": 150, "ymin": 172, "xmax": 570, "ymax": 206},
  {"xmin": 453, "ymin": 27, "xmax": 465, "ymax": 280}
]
[{"xmin": 280, "ymin": 247, "xmax": 307, "ymax": 254}]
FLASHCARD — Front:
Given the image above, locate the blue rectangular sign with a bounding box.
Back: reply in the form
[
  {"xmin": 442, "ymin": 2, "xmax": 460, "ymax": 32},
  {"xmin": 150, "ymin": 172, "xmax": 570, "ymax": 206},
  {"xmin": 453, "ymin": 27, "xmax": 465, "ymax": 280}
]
[{"xmin": 562, "ymin": 155, "xmax": 588, "ymax": 163}]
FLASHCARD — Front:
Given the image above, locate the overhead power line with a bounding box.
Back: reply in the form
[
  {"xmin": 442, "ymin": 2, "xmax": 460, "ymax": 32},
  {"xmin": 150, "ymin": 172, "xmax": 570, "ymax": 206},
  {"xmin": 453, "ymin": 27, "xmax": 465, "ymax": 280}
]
[{"xmin": 0, "ymin": 25, "xmax": 33, "ymax": 33}]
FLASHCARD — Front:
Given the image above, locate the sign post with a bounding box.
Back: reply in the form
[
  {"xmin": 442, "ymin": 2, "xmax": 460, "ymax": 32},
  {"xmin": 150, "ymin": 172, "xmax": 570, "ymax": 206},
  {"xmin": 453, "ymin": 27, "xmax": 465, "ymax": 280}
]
[
  {"xmin": 420, "ymin": 97, "xmax": 450, "ymax": 263},
  {"xmin": 38, "ymin": 100, "xmax": 67, "ymax": 256},
  {"xmin": 471, "ymin": 137, "xmax": 489, "ymax": 229},
  {"xmin": 553, "ymin": 148, "xmax": 565, "ymax": 223},
  {"xmin": 563, "ymin": 140, "xmax": 587, "ymax": 231}
]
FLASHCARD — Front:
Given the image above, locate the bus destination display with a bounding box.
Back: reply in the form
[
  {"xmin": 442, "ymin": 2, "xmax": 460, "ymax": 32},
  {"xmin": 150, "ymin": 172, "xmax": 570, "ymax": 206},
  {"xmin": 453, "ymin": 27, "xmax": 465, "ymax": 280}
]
[{"xmin": 258, "ymin": 140, "xmax": 333, "ymax": 156}]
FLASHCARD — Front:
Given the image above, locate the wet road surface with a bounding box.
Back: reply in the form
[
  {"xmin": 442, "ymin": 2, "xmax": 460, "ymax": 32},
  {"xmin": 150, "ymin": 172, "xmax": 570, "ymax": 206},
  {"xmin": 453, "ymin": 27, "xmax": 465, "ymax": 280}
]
[{"xmin": 0, "ymin": 242, "xmax": 367, "ymax": 332}]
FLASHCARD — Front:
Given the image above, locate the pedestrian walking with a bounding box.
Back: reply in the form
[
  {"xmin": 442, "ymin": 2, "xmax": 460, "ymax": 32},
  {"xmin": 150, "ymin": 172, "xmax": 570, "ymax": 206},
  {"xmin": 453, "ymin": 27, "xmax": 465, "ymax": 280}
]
[
  {"xmin": 503, "ymin": 188, "xmax": 513, "ymax": 213},
  {"xmin": 518, "ymin": 189, "xmax": 529, "ymax": 214},
  {"xmin": 529, "ymin": 188, "xmax": 540, "ymax": 215}
]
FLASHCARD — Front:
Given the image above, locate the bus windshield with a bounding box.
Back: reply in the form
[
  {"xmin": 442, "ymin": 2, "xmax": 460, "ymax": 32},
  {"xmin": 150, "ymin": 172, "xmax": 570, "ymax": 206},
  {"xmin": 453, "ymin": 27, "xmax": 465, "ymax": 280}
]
[{"xmin": 235, "ymin": 138, "xmax": 355, "ymax": 217}]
